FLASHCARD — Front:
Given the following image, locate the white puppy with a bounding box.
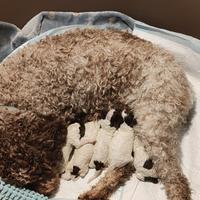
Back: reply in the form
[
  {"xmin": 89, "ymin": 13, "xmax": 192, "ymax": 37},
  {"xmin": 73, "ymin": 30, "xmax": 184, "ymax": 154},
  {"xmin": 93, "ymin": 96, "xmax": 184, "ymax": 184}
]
[
  {"xmin": 89, "ymin": 109, "xmax": 116, "ymax": 168},
  {"xmin": 89, "ymin": 120, "xmax": 115, "ymax": 169},
  {"xmin": 108, "ymin": 112, "xmax": 135, "ymax": 170},
  {"xmin": 63, "ymin": 121, "xmax": 99, "ymax": 180},
  {"xmin": 88, "ymin": 118, "xmax": 117, "ymax": 181},
  {"xmin": 62, "ymin": 122, "xmax": 94, "ymax": 173},
  {"xmin": 133, "ymin": 136, "xmax": 158, "ymax": 184}
]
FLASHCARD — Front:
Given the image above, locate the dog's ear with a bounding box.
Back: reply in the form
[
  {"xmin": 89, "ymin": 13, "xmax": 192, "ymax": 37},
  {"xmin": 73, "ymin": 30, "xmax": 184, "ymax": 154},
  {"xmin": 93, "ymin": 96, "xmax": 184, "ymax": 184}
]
[
  {"xmin": 124, "ymin": 113, "xmax": 137, "ymax": 127},
  {"xmin": 110, "ymin": 110, "xmax": 124, "ymax": 129}
]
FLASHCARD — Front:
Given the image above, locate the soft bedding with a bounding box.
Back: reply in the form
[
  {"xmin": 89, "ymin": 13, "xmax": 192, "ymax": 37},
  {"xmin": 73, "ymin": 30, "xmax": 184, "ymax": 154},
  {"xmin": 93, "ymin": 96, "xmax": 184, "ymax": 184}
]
[{"xmin": 0, "ymin": 11, "xmax": 200, "ymax": 200}]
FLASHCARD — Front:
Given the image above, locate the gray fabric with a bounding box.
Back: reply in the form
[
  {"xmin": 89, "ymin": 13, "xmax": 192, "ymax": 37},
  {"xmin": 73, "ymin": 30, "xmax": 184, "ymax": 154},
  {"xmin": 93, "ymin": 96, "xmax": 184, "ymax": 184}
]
[
  {"xmin": 1, "ymin": 11, "xmax": 200, "ymax": 63},
  {"xmin": 0, "ymin": 22, "xmax": 20, "ymax": 61},
  {"xmin": 0, "ymin": 11, "xmax": 135, "ymax": 62}
]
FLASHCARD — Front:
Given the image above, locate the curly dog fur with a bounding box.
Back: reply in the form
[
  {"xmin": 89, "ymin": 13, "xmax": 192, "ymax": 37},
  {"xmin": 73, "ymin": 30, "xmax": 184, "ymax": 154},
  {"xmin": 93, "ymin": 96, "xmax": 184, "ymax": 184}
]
[
  {"xmin": 0, "ymin": 28, "xmax": 193, "ymax": 199},
  {"xmin": 79, "ymin": 163, "xmax": 135, "ymax": 200}
]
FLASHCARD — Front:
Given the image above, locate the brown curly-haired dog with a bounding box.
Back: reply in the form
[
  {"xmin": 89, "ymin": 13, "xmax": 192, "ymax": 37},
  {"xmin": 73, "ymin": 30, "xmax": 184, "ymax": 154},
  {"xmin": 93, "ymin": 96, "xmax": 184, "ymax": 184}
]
[{"xmin": 0, "ymin": 28, "xmax": 193, "ymax": 199}]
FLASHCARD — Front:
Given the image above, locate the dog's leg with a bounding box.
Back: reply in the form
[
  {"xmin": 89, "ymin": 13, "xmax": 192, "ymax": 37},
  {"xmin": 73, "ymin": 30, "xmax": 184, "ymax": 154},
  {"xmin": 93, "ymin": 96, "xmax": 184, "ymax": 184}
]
[
  {"xmin": 130, "ymin": 75, "xmax": 193, "ymax": 200},
  {"xmin": 134, "ymin": 114, "xmax": 191, "ymax": 200},
  {"xmin": 33, "ymin": 174, "xmax": 60, "ymax": 196},
  {"xmin": 79, "ymin": 70, "xmax": 193, "ymax": 200},
  {"xmin": 78, "ymin": 163, "xmax": 135, "ymax": 200}
]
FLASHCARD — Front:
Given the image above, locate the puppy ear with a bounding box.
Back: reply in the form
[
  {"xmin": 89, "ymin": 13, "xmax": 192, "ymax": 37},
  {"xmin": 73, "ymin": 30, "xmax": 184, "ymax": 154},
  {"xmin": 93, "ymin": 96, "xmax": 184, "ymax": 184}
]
[
  {"xmin": 110, "ymin": 110, "xmax": 124, "ymax": 129},
  {"xmin": 79, "ymin": 124, "xmax": 85, "ymax": 139},
  {"xmin": 124, "ymin": 113, "xmax": 137, "ymax": 127}
]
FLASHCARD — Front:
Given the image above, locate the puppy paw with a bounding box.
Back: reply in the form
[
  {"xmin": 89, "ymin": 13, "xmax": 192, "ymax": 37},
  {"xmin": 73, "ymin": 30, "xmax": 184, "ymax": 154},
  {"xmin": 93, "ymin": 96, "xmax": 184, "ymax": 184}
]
[
  {"xmin": 80, "ymin": 167, "xmax": 89, "ymax": 178},
  {"xmin": 62, "ymin": 171, "xmax": 72, "ymax": 181},
  {"xmin": 136, "ymin": 172, "xmax": 159, "ymax": 184}
]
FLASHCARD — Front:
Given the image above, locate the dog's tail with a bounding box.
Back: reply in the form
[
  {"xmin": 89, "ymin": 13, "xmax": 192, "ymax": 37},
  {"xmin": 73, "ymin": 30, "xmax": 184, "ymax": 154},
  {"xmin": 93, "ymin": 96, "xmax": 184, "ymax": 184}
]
[{"xmin": 78, "ymin": 163, "xmax": 135, "ymax": 200}]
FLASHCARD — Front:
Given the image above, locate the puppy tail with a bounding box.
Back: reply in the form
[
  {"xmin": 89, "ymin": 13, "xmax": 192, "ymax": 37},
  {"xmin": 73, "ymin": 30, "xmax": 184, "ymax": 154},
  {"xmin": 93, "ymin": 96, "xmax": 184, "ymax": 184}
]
[{"xmin": 78, "ymin": 163, "xmax": 135, "ymax": 200}]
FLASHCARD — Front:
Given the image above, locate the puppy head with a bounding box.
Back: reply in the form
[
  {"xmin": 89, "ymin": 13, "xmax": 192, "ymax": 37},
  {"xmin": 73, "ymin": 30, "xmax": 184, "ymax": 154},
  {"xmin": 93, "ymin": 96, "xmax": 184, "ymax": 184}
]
[
  {"xmin": 70, "ymin": 110, "xmax": 87, "ymax": 124},
  {"xmin": 110, "ymin": 110, "xmax": 124, "ymax": 129},
  {"xmin": 124, "ymin": 112, "xmax": 137, "ymax": 127},
  {"xmin": 100, "ymin": 109, "xmax": 109, "ymax": 119}
]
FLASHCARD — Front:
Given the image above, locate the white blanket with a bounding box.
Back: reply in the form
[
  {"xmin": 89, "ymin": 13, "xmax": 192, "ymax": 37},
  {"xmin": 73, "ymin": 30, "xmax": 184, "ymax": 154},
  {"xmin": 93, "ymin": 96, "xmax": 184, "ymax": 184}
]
[{"xmin": 51, "ymin": 27, "xmax": 200, "ymax": 200}]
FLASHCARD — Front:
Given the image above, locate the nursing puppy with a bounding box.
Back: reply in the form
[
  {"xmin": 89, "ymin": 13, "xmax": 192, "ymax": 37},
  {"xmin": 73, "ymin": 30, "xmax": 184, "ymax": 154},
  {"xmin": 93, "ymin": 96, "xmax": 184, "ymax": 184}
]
[
  {"xmin": 0, "ymin": 29, "xmax": 193, "ymax": 199},
  {"xmin": 63, "ymin": 121, "xmax": 99, "ymax": 180},
  {"xmin": 62, "ymin": 122, "xmax": 95, "ymax": 172},
  {"xmin": 89, "ymin": 109, "xmax": 123, "ymax": 182},
  {"xmin": 108, "ymin": 111, "xmax": 136, "ymax": 170},
  {"xmin": 133, "ymin": 136, "xmax": 158, "ymax": 184}
]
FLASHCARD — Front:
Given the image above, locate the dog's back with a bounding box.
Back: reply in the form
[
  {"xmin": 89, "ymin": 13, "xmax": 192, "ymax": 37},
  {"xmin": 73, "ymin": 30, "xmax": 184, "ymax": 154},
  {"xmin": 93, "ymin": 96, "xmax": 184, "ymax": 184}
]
[{"xmin": 0, "ymin": 29, "xmax": 155, "ymax": 117}]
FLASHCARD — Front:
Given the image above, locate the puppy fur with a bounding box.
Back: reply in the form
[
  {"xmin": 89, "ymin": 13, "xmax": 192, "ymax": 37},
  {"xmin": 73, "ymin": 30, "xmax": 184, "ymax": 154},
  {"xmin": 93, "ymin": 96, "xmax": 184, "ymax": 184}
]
[
  {"xmin": 108, "ymin": 112, "xmax": 134, "ymax": 170},
  {"xmin": 63, "ymin": 121, "xmax": 99, "ymax": 180},
  {"xmin": 133, "ymin": 136, "xmax": 158, "ymax": 183},
  {"xmin": 0, "ymin": 28, "xmax": 193, "ymax": 199}
]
